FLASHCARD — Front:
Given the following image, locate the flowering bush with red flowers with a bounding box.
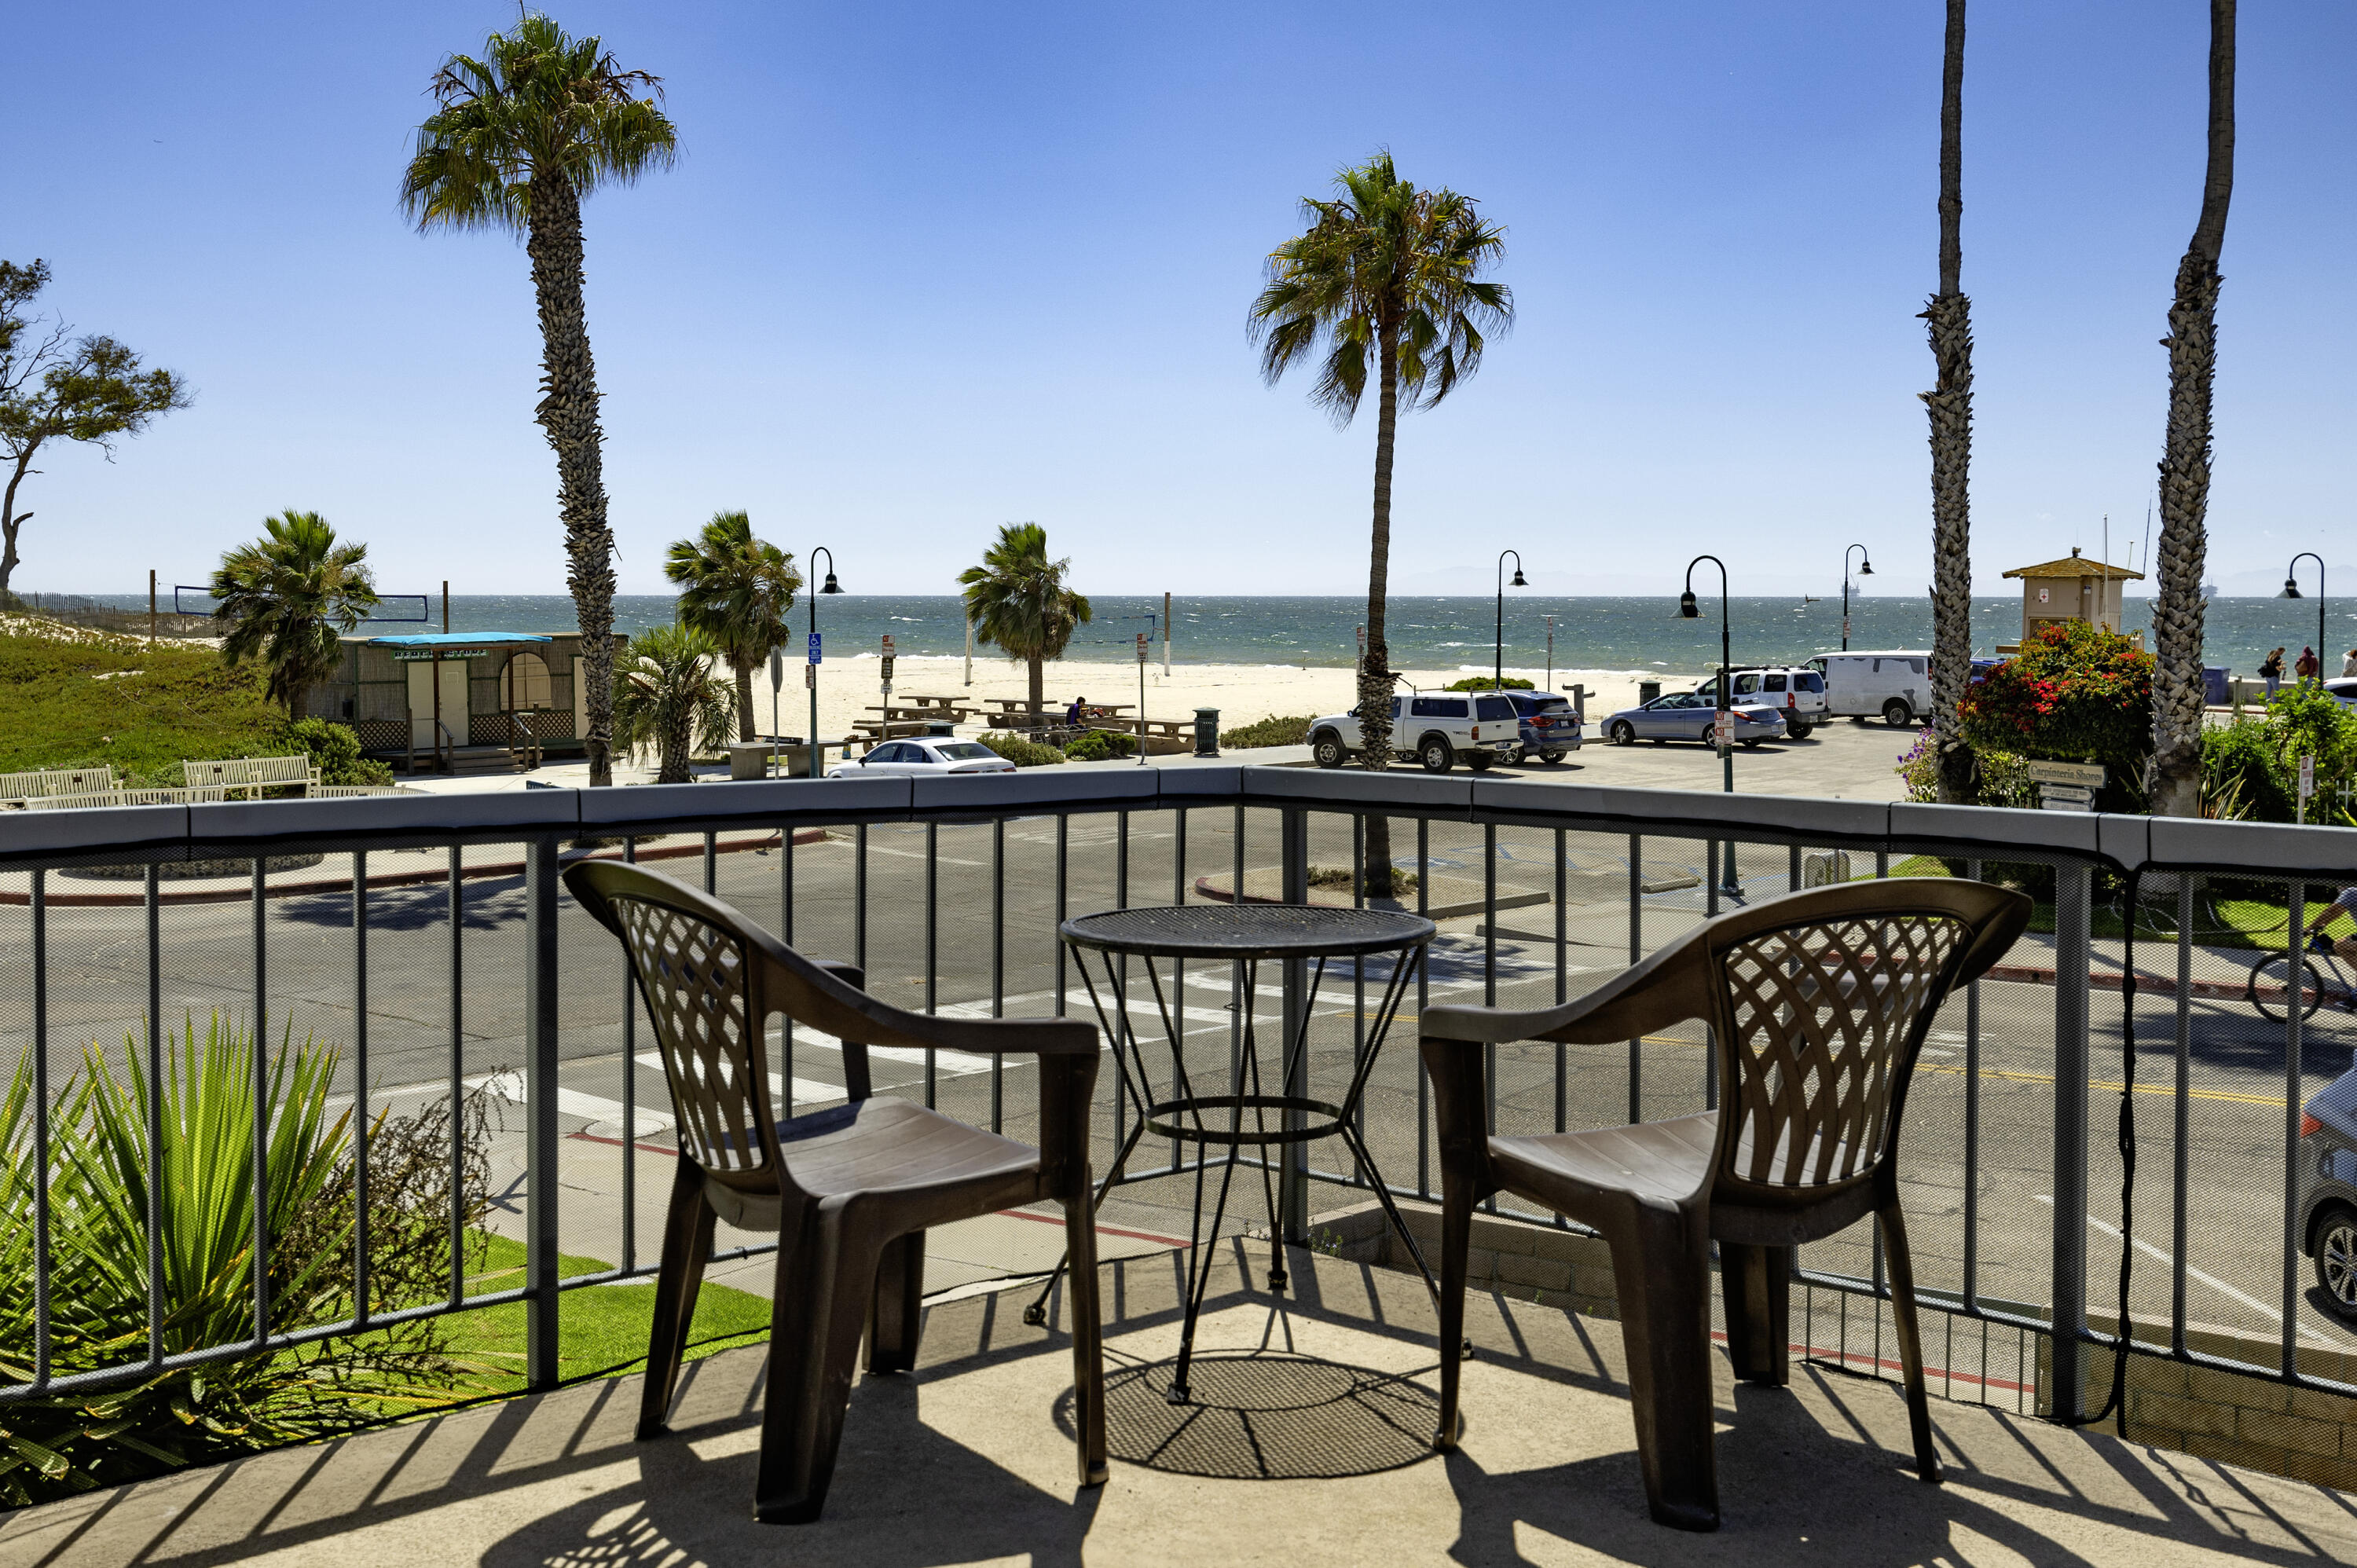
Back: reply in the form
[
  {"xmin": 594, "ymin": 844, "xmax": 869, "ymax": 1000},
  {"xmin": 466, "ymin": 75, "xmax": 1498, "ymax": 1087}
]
[{"xmin": 1955, "ymin": 621, "xmax": 2153, "ymax": 808}]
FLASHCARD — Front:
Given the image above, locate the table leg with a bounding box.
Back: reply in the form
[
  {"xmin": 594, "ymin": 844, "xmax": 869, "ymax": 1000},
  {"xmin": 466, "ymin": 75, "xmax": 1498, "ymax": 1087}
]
[{"xmin": 1020, "ymin": 1100, "xmax": 1150, "ymax": 1328}]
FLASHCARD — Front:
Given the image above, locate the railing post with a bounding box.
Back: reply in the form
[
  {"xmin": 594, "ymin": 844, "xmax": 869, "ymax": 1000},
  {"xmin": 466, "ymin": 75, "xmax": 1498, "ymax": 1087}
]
[
  {"xmin": 1280, "ymin": 804, "xmax": 1310, "ymax": 1243},
  {"xmin": 2050, "ymin": 858, "xmax": 2091, "ymax": 1420},
  {"xmin": 525, "ymin": 834, "xmax": 562, "ymax": 1390}
]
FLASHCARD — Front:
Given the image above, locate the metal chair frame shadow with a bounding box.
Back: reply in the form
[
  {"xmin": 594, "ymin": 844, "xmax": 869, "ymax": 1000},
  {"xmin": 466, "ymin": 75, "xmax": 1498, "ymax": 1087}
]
[
  {"xmin": 1419, "ymin": 877, "xmax": 2030, "ymax": 1531},
  {"xmin": 564, "ymin": 860, "xmax": 1109, "ymax": 1524}
]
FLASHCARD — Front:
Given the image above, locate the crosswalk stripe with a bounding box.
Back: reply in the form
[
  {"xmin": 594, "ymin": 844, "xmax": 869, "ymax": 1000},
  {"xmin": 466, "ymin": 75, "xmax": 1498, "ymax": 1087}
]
[
  {"xmin": 461, "ymin": 1071, "xmax": 677, "ymax": 1134},
  {"xmin": 632, "ymin": 1053, "xmax": 845, "ymax": 1109}
]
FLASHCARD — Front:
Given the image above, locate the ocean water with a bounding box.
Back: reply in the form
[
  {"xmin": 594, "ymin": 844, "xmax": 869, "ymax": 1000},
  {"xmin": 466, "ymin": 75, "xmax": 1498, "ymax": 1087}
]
[{"xmin": 80, "ymin": 592, "xmax": 2354, "ymax": 679}]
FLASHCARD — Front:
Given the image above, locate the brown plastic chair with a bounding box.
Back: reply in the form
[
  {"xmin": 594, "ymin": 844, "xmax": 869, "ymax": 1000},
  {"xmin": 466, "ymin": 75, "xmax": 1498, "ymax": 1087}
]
[
  {"xmin": 565, "ymin": 860, "xmax": 1109, "ymax": 1524},
  {"xmin": 1420, "ymin": 877, "xmax": 2029, "ymax": 1531}
]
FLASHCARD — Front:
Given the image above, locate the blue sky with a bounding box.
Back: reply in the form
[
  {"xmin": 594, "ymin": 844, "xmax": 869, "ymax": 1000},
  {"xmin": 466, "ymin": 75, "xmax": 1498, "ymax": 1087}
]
[{"xmin": 11, "ymin": 2, "xmax": 2352, "ymax": 600}]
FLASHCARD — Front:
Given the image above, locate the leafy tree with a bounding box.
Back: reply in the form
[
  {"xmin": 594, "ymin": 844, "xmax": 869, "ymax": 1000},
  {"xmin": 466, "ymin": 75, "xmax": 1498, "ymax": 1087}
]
[
  {"xmin": 401, "ymin": 14, "xmax": 678, "ymax": 788},
  {"xmin": 663, "ymin": 510, "xmax": 801, "ymax": 742},
  {"xmin": 959, "ymin": 523, "xmax": 1091, "ymax": 729},
  {"xmin": 0, "ymin": 260, "xmax": 191, "ymax": 603},
  {"xmin": 2201, "ymin": 687, "xmax": 2357, "ymax": 826},
  {"xmin": 210, "ymin": 511, "xmax": 380, "ymax": 720},
  {"xmin": 2150, "ymin": 0, "xmax": 2236, "ymax": 816},
  {"xmin": 1250, "ymin": 152, "xmax": 1511, "ymax": 894},
  {"xmin": 1923, "ymin": 1, "xmax": 1977, "ymax": 804},
  {"xmin": 612, "ymin": 624, "xmax": 735, "ymax": 784},
  {"xmin": 1955, "ymin": 621, "xmax": 2153, "ymax": 811}
]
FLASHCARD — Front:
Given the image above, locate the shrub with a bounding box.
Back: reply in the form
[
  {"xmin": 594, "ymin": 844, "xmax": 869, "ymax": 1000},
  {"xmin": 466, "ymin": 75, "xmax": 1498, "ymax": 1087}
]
[
  {"xmin": 1442, "ymin": 676, "xmax": 1533, "ymax": 691},
  {"xmin": 1954, "ymin": 621, "xmax": 2152, "ymax": 811},
  {"xmin": 1220, "ymin": 714, "xmax": 1312, "ymax": 748},
  {"xmin": 273, "ymin": 717, "xmax": 395, "ymax": 786},
  {"xmin": 977, "ymin": 731, "xmax": 1066, "ymax": 768},
  {"xmin": 1896, "ymin": 730, "xmax": 2035, "ymax": 808},
  {"xmin": 2201, "ymin": 687, "xmax": 2357, "ymax": 824},
  {"xmin": 1062, "ymin": 728, "xmax": 1137, "ymax": 761},
  {"xmin": 0, "ymin": 1015, "xmax": 497, "ymax": 1504}
]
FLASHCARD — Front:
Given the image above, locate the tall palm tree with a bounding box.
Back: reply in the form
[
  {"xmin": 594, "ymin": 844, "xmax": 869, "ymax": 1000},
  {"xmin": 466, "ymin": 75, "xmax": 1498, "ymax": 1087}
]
[
  {"xmin": 2150, "ymin": 0, "xmax": 2236, "ymax": 818},
  {"xmin": 1250, "ymin": 152, "xmax": 1511, "ymax": 895},
  {"xmin": 664, "ymin": 511, "xmax": 801, "ymax": 742},
  {"xmin": 400, "ymin": 13, "xmax": 678, "ymax": 788},
  {"xmin": 612, "ymin": 624, "xmax": 735, "ymax": 784},
  {"xmin": 959, "ymin": 523, "xmax": 1091, "ymax": 728},
  {"xmin": 211, "ymin": 511, "xmax": 380, "ymax": 720},
  {"xmin": 1924, "ymin": 0, "xmax": 1977, "ymax": 805}
]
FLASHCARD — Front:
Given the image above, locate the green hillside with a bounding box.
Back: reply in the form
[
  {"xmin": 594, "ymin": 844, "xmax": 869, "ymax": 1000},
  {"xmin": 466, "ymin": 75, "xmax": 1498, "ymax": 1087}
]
[{"xmin": 0, "ymin": 625, "xmax": 280, "ymax": 783}]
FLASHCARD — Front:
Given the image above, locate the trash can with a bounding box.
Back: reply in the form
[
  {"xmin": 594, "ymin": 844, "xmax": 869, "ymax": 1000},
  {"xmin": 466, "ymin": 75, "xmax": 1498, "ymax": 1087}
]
[
  {"xmin": 2203, "ymin": 667, "xmax": 2231, "ymax": 708},
  {"xmin": 1638, "ymin": 680, "xmax": 1662, "ymax": 705},
  {"xmin": 1193, "ymin": 708, "xmax": 1220, "ymax": 757}
]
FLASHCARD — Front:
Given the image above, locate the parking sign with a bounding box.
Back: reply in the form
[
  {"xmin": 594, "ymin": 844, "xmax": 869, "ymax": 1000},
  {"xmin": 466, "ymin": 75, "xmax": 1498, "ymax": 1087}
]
[{"xmin": 808, "ymin": 632, "xmax": 822, "ymax": 664}]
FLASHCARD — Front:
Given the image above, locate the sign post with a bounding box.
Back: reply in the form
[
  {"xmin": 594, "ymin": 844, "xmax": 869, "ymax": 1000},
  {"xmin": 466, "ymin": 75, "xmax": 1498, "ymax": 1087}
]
[
  {"xmin": 881, "ymin": 633, "xmax": 895, "ymax": 700},
  {"xmin": 2027, "ymin": 759, "xmax": 2107, "ymax": 812},
  {"xmin": 1136, "ymin": 630, "xmax": 1149, "ymax": 766},
  {"xmin": 2301, "ymin": 754, "xmax": 2316, "ymax": 825},
  {"xmin": 806, "ymin": 631, "xmax": 823, "ymax": 779},
  {"xmin": 768, "ymin": 648, "xmax": 783, "ymax": 777}
]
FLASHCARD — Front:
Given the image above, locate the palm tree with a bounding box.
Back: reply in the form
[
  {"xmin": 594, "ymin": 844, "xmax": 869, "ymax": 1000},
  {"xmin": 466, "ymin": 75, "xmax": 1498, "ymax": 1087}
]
[
  {"xmin": 400, "ymin": 13, "xmax": 678, "ymax": 789},
  {"xmin": 665, "ymin": 511, "xmax": 801, "ymax": 742},
  {"xmin": 959, "ymin": 523, "xmax": 1091, "ymax": 728},
  {"xmin": 612, "ymin": 624, "xmax": 735, "ymax": 784},
  {"xmin": 211, "ymin": 511, "xmax": 380, "ymax": 720},
  {"xmin": 2150, "ymin": 0, "xmax": 2236, "ymax": 818},
  {"xmin": 1924, "ymin": 0, "xmax": 1977, "ymax": 805},
  {"xmin": 1250, "ymin": 152, "xmax": 1511, "ymax": 894}
]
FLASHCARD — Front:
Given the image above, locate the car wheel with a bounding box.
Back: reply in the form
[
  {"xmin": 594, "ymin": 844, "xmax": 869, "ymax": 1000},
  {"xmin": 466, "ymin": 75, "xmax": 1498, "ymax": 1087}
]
[
  {"xmin": 1610, "ymin": 722, "xmax": 1636, "ymax": 746},
  {"xmin": 1465, "ymin": 753, "xmax": 1494, "ymax": 773},
  {"xmin": 1699, "ymin": 726, "xmax": 1719, "ymax": 746},
  {"xmin": 1310, "ymin": 731, "xmax": 1347, "ymax": 769},
  {"xmin": 1539, "ymin": 749, "xmax": 1566, "ymax": 764},
  {"xmin": 1883, "ymin": 698, "xmax": 1914, "ymax": 727},
  {"xmin": 2318, "ymin": 1208, "xmax": 2357, "ymax": 1321},
  {"xmin": 1419, "ymin": 737, "xmax": 1453, "ymax": 773},
  {"xmin": 1786, "ymin": 722, "xmax": 1813, "ymax": 739}
]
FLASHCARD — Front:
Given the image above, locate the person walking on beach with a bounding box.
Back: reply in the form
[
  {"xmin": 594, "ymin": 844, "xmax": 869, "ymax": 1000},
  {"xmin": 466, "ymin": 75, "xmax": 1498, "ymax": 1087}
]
[
  {"xmin": 2262, "ymin": 647, "xmax": 2286, "ymax": 698},
  {"xmin": 2298, "ymin": 647, "xmax": 2321, "ymax": 685}
]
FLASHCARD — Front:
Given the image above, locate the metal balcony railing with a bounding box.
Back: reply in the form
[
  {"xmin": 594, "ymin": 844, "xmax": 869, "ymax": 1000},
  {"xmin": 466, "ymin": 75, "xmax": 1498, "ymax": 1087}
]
[{"xmin": 2, "ymin": 766, "xmax": 2354, "ymax": 1428}]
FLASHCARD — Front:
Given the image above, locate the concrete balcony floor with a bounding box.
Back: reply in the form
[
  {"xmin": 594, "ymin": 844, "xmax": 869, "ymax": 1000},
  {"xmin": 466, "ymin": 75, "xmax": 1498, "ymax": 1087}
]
[{"xmin": 5, "ymin": 1243, "xmax": 2351, "ymax": 1568}]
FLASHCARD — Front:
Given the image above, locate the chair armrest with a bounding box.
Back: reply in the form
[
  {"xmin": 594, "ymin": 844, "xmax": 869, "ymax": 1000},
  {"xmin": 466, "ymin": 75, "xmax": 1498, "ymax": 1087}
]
[{"xmin": 1422, "ymin": 938, "xmax": 1706, "ymax": 1048}]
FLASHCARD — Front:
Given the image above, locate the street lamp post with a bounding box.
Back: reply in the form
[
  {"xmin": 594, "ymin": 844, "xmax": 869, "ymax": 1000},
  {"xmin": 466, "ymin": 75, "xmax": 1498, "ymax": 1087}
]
[
  {"xmin": 806, "ymin": 548, "xmax": 841, "ymax": 779},
  {"xmin": 1842, "ymin": 544, "xmax": 1874, "ymax": 651},
  {"xmin": 1681, "ymin": 554, "xmax": 1739, "ymax": 896},
  {"xmin": 1494, "ymin": 549, "xmax": 1526, "ymax": 692},
  {"xmin": 2284, "ymin": 553, "xmax": 2326, "ymax": 686}
]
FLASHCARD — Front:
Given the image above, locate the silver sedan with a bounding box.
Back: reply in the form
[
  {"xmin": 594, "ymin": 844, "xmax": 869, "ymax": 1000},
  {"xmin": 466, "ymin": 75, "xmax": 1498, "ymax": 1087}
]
[
  {"xmin": 1600, "ymin": 691, "xmax": 1788, "ymax": 747},
  {"xmin": 829, "ymin": 738, "xmax": 1017, "ymax": 777}
]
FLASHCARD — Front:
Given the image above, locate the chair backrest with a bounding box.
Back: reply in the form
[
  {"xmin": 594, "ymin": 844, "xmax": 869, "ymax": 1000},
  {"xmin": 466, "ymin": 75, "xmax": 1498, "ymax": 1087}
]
[{"xmin": 1700, "ymin": 879, "xmax": 2027, "ymax": 1199}]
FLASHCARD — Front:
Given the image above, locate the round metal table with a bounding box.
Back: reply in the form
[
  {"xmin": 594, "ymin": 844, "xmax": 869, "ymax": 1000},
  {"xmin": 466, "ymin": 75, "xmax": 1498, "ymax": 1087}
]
[{"xmin": 1030, "ymin": 903, "xmax": 1438, "ymax": 1405}]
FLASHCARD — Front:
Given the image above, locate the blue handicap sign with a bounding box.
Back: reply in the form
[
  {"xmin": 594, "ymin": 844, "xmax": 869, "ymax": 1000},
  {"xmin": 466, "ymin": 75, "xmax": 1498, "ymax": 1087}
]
[{"xmin": 808, "ymin": 632, "xmax": 822, "ymax": 664}]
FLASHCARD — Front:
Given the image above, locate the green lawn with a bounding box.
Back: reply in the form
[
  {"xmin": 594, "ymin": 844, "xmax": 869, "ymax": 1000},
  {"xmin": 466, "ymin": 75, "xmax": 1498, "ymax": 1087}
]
[
  {"xmin": 0, "ymin": 629, "xmax": 280, "ymax": 783},
  {"xmin": 1884, "ymin": 853, "xmax": 2335, "ymax": 952}
]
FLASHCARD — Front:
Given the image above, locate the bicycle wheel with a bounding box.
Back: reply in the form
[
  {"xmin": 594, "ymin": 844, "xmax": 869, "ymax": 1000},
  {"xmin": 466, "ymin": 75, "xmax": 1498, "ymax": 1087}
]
[{"xmin": 2249, "ymin": 951, "xmax": 2326, "ymax": 1023}]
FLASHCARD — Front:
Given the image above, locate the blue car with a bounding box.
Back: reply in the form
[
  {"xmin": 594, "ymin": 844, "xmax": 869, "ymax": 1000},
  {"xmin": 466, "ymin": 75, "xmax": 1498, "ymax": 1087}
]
[
  {"xmin": 1506, "ymin": 691, "xmax": 1583, "ymax": 764},
  {"xmin": 1600, "ymin": 691, "xmax": 1788, "ymax": 747}
]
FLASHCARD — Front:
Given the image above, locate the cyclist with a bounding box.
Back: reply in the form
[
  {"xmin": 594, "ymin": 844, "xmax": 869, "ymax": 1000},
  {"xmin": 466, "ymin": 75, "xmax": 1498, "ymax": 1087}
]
[{"xmin": 2308, "ymin": 888, "xmax": 2357, "ymax": 961}]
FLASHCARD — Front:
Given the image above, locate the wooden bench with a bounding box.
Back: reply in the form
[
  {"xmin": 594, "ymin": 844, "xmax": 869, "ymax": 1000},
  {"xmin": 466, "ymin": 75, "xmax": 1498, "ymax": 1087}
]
[
  {"xmin": 0, "ymin": 765, "xmax": 121, "ymax": 806},
  {"xmin": 26, "ymin": 786, "xmax": 231, "ymax": 811},
  {"xmin": 181, "ymin": 755, "xmax": 320, "ymax": 799}
]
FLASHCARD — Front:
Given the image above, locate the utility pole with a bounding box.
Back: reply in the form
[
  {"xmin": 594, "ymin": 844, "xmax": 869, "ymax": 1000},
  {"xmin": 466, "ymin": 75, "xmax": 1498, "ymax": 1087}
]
[
  {"xmin": 148, "ymin": 569, "xmax": 156, "ymax": 642},
  {"xmin": 442, "ymin": 580, "xmax": 450, "ymax": 634},
  {"xmin": 1163, "ymin": 591, "xmax": 1172, "ymax": 676}
]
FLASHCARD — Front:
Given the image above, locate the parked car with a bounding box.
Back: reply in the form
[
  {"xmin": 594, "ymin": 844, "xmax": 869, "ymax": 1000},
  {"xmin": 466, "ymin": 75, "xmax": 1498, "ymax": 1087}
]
[
  {"xmin": 1308, "ymin": 691, "xmax": 1521, "ymax": 773},
  {"xmin": 2323, "ymin": 678, "xmax": 2357, "ymax": 710},
  {"xmin": 828, "ymin": 737, "xmax": 1017, "ymax": 778},
  {"xmin": 2300, "ymin": 1054, "xmax": 2357, "ymax": 1323},
  {"xmin": 1600, "ymin": 691, "xmax": 1788, "ymax": 747},
  {"xmin": 1506, "ymin": 690, "xmax": 1584, "ymax": 764},
  {"xmin": 1813, "ymin": 649, "xmax": 1933, "ymax": 727},
  {"xmin": 1693, "ymin": 666, "xmax": 1829, "ymax": 738}
]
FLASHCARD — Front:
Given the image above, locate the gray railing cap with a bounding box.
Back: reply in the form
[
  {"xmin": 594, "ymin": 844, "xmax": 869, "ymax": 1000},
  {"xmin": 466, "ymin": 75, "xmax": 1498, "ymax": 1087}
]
[
  {"xmin": 1240, "ymin": 766, "xmax": 1475, "ymax": 814},
  {"xmin": 190, "ymin": 790, "xmax": 577, "ymax": 841},
  {"xmin": 577, "ymin": 775, "xmax": 911, "ymax": 826},
  {"xmin": 0, "ymin": 802, "xmax": 190, "ymax": 858},
  {"xmin": 911, "ymin": 768, "xmax": 1160, "ymax": 811}
]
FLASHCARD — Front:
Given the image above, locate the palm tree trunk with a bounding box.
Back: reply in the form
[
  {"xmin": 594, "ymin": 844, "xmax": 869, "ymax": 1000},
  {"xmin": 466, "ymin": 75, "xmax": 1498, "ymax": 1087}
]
[
  {"xmin": 735, "ymin": 661, "xmax": 756, "ymax": 742},
  {"xmin": 526, "ymin": 172, "xmax": 619, "ymax": 788},
  {"xmin": 1360, "ymin": 332, "xmax": 1401, "ymax": 898},
  {"xmin": 1926, "ymin": 0, "xmax": 1977, "ymax": 806},
  {"xmin": 1028, "ymin": 655, "xmax": 1045, "ymax": 731},
  {"xmin": 2150, "ymin": 0, "xmax": 2235, "ymax": 819}
]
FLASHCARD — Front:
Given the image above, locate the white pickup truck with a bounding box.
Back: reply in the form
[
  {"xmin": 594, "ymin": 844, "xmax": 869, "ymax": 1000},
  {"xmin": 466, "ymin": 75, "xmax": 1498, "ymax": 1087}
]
[{"xmin": 1308, "ymin": 691, "xmax": 1522, "ymax": 773}]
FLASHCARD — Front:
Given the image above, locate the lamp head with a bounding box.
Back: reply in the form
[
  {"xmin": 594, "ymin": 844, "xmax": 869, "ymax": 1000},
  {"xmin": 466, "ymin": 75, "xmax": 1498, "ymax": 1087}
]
[
  {"xmin": 1509, "ymin": 568, "xmax": 1527, "ymax": 588},
  {"xmin": 1858, "ymin": 557, "xmax": 1875, "ymax": 576},
  {"xmin": 821, "ymin": 572, "xmax": 843, "ymax": 595},
  {"xmin": 1678, "ymin": 589, "xmax": 1699, "ymax": 620},
  {"xmin": 2282, "ymin": 577, "xmax": 2303, "ymax": 600}
]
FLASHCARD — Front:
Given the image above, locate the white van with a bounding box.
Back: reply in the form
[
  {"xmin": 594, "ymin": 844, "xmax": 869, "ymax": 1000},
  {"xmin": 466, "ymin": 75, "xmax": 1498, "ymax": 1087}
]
[{"xmin": 1812, "ymin": 650, "xmax": 1932, "ymax": 727}]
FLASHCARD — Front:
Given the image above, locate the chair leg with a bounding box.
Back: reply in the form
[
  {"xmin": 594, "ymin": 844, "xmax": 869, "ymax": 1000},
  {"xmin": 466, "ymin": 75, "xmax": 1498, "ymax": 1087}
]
[
  {"xmin": 1061, "ymin": 1176, "xmax": 1109, "ymax": 1487},
  {"xmin": 865, "ymin": 1229, "xmax": 926, "ymax": 1376},
  {"xmin": 1719, "ymin": 1242, "xmax": 1791, "ymax": 1388},
  {"xmin": 1878, "ymin": 1199, "xmax": 1943, "ymax": 1483},
  {"xmin": 1610, "ymin": 1203, "xmax": 1719, "ymax": 1532},
  {"xmin": 754, "ymin": 1200, "xmax": 877, "ymax": 1526},
  {"xmin": 1434, "ymin": 1176, "xmax": 1475, "ymax": 1449},
  {"xmin": 639, "ymin": 1160, "xmax": 712, "ymax": 1440}
]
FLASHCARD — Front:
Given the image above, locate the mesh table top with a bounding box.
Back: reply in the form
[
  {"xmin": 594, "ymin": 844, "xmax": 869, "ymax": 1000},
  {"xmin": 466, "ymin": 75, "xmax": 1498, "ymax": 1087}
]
[{"xmin": 1061, "ymin": 903, "xmax": 1435, "ymax": 961}]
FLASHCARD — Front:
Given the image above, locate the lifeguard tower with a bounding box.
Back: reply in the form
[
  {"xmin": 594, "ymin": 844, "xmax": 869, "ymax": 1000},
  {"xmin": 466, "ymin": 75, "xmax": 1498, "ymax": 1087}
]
[{"xmin": 1997, "ymin": 547, "xmax": 2143, "ymax": 654}]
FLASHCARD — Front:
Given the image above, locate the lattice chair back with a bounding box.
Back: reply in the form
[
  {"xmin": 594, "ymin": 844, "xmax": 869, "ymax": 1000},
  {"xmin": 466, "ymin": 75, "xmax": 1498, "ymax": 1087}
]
[
  {"xmin": 610, "ymin": 893, "xmax": 774, "ymax": 1175},
  {"xmin": 1698, "ymin": 879, "xmax": 2027, "ymax": 1199}
]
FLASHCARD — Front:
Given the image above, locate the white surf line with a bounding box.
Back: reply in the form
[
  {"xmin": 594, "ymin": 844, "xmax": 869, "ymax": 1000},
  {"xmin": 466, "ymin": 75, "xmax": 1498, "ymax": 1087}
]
[{"xmin": 2034, "ymin": 1194, "xmax": 2333, "ymax": 1344}]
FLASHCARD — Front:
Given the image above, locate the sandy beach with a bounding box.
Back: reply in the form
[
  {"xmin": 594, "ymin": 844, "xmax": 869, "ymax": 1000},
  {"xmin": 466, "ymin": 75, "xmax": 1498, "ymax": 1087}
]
[{"xmin": 787, "ymin": 654, "xmax": 1699, "ymax": 741}]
